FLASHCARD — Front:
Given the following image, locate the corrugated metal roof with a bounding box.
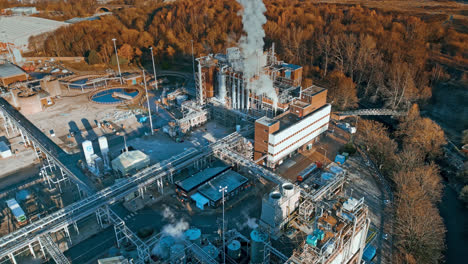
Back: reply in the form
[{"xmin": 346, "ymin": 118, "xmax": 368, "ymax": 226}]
[
  {"xmin": 0, "ymin": 63, "xmax": 27, "ymax": 78},
  {"xmin": 175, "ymin": 166, "xmax": 230, "ymax": 192},
  {"xmin": 198, "ymin": 170, "xmax": 248, "ymax": 202},
  {"xmin": 0, "ymin": 16, "xmax": 67, "ymax": 50}
]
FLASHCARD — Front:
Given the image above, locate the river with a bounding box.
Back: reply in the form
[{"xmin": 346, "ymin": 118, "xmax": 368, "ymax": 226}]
[{"xmin": 439, "ymin": 184, "xmax": 468, "ymax": 264}]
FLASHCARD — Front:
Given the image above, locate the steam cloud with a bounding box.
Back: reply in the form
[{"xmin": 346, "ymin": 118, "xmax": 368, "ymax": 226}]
[
  {"xmin": 236, "ymin": 210, "xmax": 259, "ymax": 230},
  {"xmin": 160, "ymin": 206, "xmax": 189, "ymax": 238},
  {"xmin": 236, "ymin": 0, "xmax": 278, "ymax": 108}
]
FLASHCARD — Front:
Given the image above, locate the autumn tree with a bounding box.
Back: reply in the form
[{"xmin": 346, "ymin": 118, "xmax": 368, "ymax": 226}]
[
  {"xmin": 396, "ymin": 104, "xmax": 446, "ymax": 160},
  {"xmin": 356, "ymin": 119, "xmax": 397, "ymax": 176},
  {"xmin": 325, "ymin": 71, "xmax": 358, "ymax": 110},
  {"xmin": 87, "ymin": 50, "xmax": 100, "ymax": 65}
]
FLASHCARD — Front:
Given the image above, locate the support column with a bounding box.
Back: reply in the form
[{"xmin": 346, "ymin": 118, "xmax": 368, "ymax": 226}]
[
  {"xmin": 73, "ymin": 221, "xmax": 80, "ymax": 235},
  {"xmin": 8, "ymin": 253, "xmax": 17, "ymax": 264},
  {"xmin": 64, "ymin": 226, "xmax": 72, "ymax": 245},
  {"xmin": 29, "ymin": 243, "xmax": 36, "ymax": 258}
]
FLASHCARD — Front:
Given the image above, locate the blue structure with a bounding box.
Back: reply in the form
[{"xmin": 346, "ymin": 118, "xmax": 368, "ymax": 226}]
[
  {"xmin": 363, "ymin": 245, "xmax": 377, "ymax": 262},
  {"xmin": 190, "ymin": 193, "xmax": 210, "ymax": 210},
  {"xmin": 330, "ymin": 165, "xmax": 344, "ymax": 175},
  {"xmin": 334, "ymin": 154, "xmax": 346, "ymax": 164}
]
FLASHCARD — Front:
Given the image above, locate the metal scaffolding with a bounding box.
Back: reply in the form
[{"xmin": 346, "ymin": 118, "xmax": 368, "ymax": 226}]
[{"xmin": 38, "ymin": 234, "xmax": 71, "ymax": 264}]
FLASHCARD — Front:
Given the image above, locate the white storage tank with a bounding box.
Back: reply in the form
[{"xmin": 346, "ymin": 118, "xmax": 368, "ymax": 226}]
[
  {"xmin": 82, "ymin": 140, "xmax": 94, "ymax": 166},
  {"xmin": 98, "ymin": 136, "xmax": 109, "ymax": 167},
  {"xmin": 250, "ymin": 229, "xmax": 267, "ymax": 264},
  {"xmin": 227, "ymin": 240, "xmax": 241, "ymax": 260},
  {"xmin": 184, "ymin": 228, "xmax": 201, "ymax": 245}
]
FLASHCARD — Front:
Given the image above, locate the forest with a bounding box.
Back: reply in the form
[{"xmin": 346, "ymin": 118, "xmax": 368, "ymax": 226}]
[
  {"xmin": 26, "ymin": 0, "xmax": 467, "ymax": 112},
  {"xmin": 20, "ymin": 0, "xmax": 468, "ymax": 263}
]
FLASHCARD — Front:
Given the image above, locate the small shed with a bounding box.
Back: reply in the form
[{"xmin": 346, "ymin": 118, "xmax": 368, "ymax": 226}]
[
  {"xmin": 0, "ymin": 141, "xmax": 12, "ymax": 158},
  {"xmin": 191, "ymin": 192, "xmax": 210, "ymax": 210},
  {"xmin": 0, "ymin": 63, "xmax": 28, "ymax": 86},
  {"xmin": 111, "ymin": 150, "xmax": 150, "ymax": 175}
]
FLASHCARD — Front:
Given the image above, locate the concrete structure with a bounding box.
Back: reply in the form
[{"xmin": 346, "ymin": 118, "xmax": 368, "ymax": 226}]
[
  {"xmin": 111, "ymin": 150, "xmax": 150, "ymax": 175},
  {"xmin": 40, "ymin": 77, "xmax": 62, "ymax": 97},
  {"xmin": 0, "ymin": 16, "xmax": 67, "ymax": 51},
  {"xmin": 4, "ymin": 7, "xmax": 38, "ymax": 15},
  {"xmin": 121, "ymin": 72, "xmax": 142, "ymax": 86},
  {"xmin": 254, "ymin": 87, "xmax": 331, "ymax": 168},
  {"xmin": 97, "ymin": 256, "xmax": 129, "ymax": 264},
  {"xmin": 0, "ymin": 141, "xmax": 12, "ymax": 158},
  {"xmin": 0, "ymin": 63, "xmax": 28, "ymax": 87},
  {"xmin": 260, "ymin": 183, "xmax": 301, "ymax": 235}
]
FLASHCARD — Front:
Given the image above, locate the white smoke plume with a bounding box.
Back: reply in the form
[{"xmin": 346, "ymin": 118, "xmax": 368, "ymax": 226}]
[
  {"xmin": 236, "ymin": 210, "xmax": 259, "ymax": 230},
  {"xmin": 160, "ymin": 205, "xmax": 189, "ymax": 239},
  {"xmin": 236, "ymin": 0, "xmax": 278, "ymax": 108},
  {"xmin": 161, "ymin": 219, "xmax": 189, "ymax": 238}
]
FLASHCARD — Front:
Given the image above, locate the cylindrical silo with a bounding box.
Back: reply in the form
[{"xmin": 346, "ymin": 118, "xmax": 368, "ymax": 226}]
[
  {"xmin": 202, "ymin": 244, "xmax": 219, "ymax": 261},
  {"xmin": 218, "ymin": 67, "xmax": 226, "ymax": 102},
  {"xmin": 250, "ymin": 229, "xmax": 267, "ymax": 264},
  {"xmin": 184, "ymin": 228, "xmax": 201, "ymax": 245},
  {"xmin": 227, "ymin": 240, "xmax": 241, "ymax": 260},
  {"xmin": 156, "ymin": 236, "xmax": 175, "ymax": 260},
  {"xmin": 98, "ymin": 136, "xmax": 109, "ymax": 168},
  {"xmin": 82, "ymin": 140, "xmax": 94, "ymax": 166}
]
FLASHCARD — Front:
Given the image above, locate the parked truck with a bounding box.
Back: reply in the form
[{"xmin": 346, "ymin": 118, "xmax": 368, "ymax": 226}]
[{"xmin": 6, "ymin": 199, "xmax": 27, "ymax": 226}]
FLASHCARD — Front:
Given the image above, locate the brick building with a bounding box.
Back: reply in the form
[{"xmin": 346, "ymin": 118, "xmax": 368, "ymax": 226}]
[{"xmin": 254, "ymin": 86, "xmax": 331, "ymax": 168}]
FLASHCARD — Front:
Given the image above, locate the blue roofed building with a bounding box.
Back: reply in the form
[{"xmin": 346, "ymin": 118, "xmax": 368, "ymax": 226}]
[
  {"xmin": 175, "ymin": 166, "xmax": 230, "ymax": 196},
  {"xmin": 198, "ymin": 170, "xmax": 250, "ymax": 207}
]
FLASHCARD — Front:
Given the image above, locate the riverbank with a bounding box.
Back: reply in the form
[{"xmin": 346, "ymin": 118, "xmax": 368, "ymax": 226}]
[{"xmin": 439, "ymin": 184, "xmax": 468, "ymax": 264}]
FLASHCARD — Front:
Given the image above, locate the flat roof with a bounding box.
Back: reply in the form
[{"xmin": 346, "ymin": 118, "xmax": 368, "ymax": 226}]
[
  {"xmin": 302, "ymin": 85, "xmax": 326, "ymax": 97},
  {"xmin": 276, "ymin": 112, "xmax": 301, "ymax": 131},
  {"xmin": 191, "ymin": 192, "xmax": 210, "ymax": 206},
  {"xmin": 176, "ymin": 166, "xmax": 230, "ymax": 193},
  {"xmin": 0, "ymin": 63, "xmax": 27, "ymax": 78},
  {"xmin": 282, "ymin": 63, "xmax": 302, "ymax": 70},
  {"xmin": 256, "ymin": 116, "xmax": 278, "ymax": 127},
  {"xmin": 0, "ymin": 16, "xmax": 67, "ymax": 50},
  {"xmin": 198, "ymin": 170, "xmax": 248, "ymax": 202},
  {"xmin": 274, "ymin": 103, "xmax": 330, "ymax": 134}
]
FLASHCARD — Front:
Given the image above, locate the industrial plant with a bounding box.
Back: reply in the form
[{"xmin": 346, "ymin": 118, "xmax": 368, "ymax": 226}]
[{"xmin": 0, "ymin": 1, "xmax": 389, "ymax": 264}]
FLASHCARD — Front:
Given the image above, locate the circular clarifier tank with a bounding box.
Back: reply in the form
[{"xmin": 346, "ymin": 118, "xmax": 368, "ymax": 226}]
[
  {"xmin": 90, "ymin": 87, "xmax": 141, "ymax": 104},
  {"xmin": 184, "ymin": 228, "xmax": 201, "ymax": 245}
]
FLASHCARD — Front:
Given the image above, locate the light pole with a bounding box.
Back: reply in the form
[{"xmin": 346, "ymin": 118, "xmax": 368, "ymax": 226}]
[
  {"xmin": 149, "ymin": 47, "xmax": 158, "ymax": 90},
  {"xmin": 112, "ymin": 38, "xmax": 122, "ymax": 84},
  {"xmin": 143, "ymin": 70, "xmax": 154, "ymax": 135},
  {"xmin": 219, "ymin": 185, "xmax": 227, "ymax": 264}
]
